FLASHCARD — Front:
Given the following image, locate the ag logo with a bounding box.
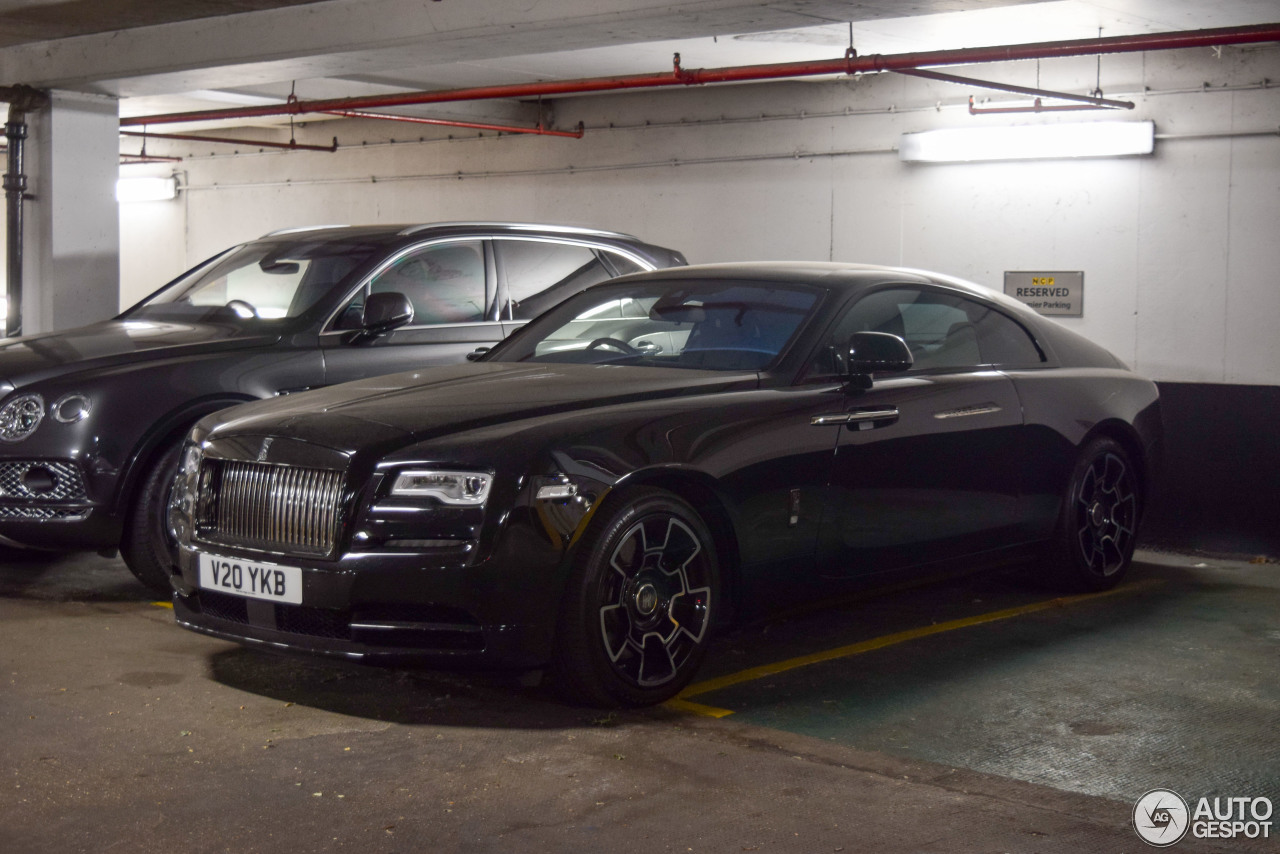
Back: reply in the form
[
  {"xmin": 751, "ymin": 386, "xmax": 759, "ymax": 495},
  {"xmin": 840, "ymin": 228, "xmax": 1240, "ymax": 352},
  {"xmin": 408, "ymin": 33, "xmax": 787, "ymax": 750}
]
[{"xmin": 1134, "ymin": 789, "xmax": 1190, "ymax": 846}]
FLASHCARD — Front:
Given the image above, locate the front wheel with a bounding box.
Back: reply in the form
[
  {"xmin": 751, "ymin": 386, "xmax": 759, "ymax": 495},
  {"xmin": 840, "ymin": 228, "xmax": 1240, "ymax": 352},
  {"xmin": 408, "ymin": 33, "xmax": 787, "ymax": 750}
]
[
  {"xmin": 120, "ymin": 440, "xmax": 183, "ymax": 595},
  {"xmin": 1048, "ymin": 437, "xmax": 1141, "ymax": 592},
  {"xmin": 552, "ymin": 488, "xmax": 718, "ymax": 708}
]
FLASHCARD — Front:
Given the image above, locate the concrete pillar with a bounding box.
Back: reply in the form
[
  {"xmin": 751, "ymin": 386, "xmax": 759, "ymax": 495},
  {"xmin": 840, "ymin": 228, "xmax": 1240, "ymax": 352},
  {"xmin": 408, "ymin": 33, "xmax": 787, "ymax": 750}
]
[{"xmin": 23, "ymin": 90, "xmax": 119, "ymax": 334}]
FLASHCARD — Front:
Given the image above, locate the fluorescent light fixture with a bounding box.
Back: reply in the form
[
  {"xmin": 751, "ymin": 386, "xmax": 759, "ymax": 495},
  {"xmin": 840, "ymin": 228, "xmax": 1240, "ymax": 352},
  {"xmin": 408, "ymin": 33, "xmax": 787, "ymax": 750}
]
[
  {"xmin": 899, "ymin": 120, "xmax": 1155, "ymax": 163},
  {"xmin": 116, "ymin": 176, "xmax": 178, "ymax": 202}
]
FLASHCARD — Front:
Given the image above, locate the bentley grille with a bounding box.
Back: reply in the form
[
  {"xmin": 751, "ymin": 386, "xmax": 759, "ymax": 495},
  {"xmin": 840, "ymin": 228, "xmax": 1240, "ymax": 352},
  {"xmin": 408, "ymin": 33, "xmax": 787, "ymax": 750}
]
[
  {"xmin": 196, "ymin": 459, "xmax": 345, "ymax": 557},
  {"xmin": 0, "ymin": 461, "xmax": 87, "ymax": 501}
]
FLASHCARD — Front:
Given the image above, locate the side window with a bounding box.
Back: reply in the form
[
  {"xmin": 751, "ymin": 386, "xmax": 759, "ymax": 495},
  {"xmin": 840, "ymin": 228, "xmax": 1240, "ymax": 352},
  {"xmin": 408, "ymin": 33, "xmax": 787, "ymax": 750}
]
[
  {"xmin": 808, "ymin": 287, "xmax": 1042, "ymax": 377},
  {"xmin": 366, "ymin": 240, "xmax": 487, "ymax": 325},
  {"xmin": 601, "ymin": 250, "xmax": 647, "ymax": 276},
  {"xmin": 968, "ymin": 303, "xmax": 1044, "ymax": 367},
  {"xmin": 497, "ymin": 239, "xmax": 614, "ymax": 320},
  {"xmin": 899, "ymin": 294, "xmax": 978, "ymax": 370}
]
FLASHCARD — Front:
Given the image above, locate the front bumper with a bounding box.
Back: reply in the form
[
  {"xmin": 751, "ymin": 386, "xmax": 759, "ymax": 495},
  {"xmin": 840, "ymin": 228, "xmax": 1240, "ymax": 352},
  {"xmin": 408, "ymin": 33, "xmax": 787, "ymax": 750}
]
[
  {"xmin": 0, "ymin": 458, "xmax": 124, "ymax": 549},
  {"xmin": 171, "ymin": 536, "xmax": 564, "ymax": 668}
]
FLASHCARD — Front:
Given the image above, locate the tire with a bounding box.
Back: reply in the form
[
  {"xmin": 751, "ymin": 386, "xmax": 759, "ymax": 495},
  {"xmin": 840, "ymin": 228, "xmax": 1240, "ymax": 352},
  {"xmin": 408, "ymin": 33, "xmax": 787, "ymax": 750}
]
[
  {"xmin": 551, "ymin": 487, "xmax": 719, "ymax": 708},
  {"xmin": 120, "ymin": 440, "xmax": 184, "ymax": 595},
  {"xmin": 1047, "ymin": 437, "xmax": 1141, "ymax": 592}
]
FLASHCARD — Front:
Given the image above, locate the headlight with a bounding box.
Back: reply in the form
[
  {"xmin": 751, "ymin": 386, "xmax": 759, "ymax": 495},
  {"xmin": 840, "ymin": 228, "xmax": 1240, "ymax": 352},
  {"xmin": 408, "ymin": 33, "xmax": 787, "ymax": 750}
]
[
  {"xmin": 0, "ymin": 393, "xmax": 44, "ymax": 443},
  {"xmin": 168, "ymin": 441, "xmax": 204, "ymax": 543},
  {"xmin": 390, "ymin": 470, "xmax": 492, "ymax": 506},
  {"xmin": 179, "ymin": 442, "xmax": 202, "ymax": 479}
]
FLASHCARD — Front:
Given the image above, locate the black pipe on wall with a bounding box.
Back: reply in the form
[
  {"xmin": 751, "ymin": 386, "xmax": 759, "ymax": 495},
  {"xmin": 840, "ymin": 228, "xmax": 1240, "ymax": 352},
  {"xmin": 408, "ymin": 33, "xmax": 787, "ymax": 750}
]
[
  {"xmin": 4, "ymin": 112, "xmax": 27, "ymax": 338},
  {"xmin": 1, "ymin": 85, "xmax": 48, "ymax": 340}
]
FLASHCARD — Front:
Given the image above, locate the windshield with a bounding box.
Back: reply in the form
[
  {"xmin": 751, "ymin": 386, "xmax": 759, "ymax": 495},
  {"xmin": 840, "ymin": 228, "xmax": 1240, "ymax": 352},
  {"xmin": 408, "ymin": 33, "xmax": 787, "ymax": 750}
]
[
  {"xmin": 490, "ymin": 280, "xmax": 821, "ymax": 371},
  {"xmin": 125, "ymin": 238, "xmax": 380, "ymax": 325}
]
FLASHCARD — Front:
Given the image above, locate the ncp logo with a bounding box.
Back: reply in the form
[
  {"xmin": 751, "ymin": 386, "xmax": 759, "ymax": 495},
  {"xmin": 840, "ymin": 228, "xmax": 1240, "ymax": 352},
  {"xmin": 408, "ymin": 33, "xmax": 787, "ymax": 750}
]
[{"xmin": 1134, "ymin": 789, "xmax": 1190, "ymax": 847}]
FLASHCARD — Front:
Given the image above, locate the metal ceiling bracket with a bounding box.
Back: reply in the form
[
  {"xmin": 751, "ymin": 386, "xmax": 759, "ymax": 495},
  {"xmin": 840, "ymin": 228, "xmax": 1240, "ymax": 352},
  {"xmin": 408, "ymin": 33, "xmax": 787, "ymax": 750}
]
[{"xmin": 895, "ymin": 67, "xmax": 1135, "ymax": 110}]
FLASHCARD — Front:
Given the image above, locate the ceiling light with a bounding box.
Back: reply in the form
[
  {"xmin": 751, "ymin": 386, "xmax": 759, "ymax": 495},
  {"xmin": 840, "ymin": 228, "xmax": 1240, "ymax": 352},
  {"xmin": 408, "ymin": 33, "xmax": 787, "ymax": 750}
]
[
  {"xmin": 899, "ymin": 120, "xmax": 1155, "ymax": 163},
  {"xmin": 116, "ymin": 176, "xmax": 178, "ymax": 202}
]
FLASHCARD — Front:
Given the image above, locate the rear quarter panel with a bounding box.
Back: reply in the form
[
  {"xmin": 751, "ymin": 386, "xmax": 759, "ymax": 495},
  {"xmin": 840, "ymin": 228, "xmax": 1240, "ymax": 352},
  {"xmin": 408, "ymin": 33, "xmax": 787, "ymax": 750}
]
[{"xmin": 1006, "ymin": 366, "xmax": 1161, "ymax": 539}]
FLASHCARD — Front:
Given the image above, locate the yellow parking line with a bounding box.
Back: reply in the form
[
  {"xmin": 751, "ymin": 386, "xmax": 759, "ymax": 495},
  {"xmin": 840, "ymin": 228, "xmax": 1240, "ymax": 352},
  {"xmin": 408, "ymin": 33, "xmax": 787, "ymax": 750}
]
[
  {"xmin": 664, "ymin": 697, "xmax": 736, "ymax": 718},
  {"xmin": 151, "ymin": 601, "xmax": 174, "ymax": 609},
  {"xmin": 668, "ymin": 578, "xmax": 1163, "ymax": 717}
]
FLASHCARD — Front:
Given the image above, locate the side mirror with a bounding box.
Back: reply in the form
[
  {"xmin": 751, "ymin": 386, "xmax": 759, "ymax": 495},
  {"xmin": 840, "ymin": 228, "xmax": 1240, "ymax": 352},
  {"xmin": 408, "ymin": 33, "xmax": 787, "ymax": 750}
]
[
  {"xmin": 361, "ymin": 291, "xmax": 414, "ymax": 336},
  {"xmin": 841, "ymin": 331, "xmax": 912, "ymax": 391}
]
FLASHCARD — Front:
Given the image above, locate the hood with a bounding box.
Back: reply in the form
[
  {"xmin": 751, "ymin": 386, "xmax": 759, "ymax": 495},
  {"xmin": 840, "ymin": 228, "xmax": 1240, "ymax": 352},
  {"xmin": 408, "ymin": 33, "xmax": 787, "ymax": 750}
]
[
  {"xmin": 0, "ymin": 318, "xmax": 278, "ymax": 388},
  {"xmin": 206, "ymin": 362, "xmax": 759, "ymax": 451}
]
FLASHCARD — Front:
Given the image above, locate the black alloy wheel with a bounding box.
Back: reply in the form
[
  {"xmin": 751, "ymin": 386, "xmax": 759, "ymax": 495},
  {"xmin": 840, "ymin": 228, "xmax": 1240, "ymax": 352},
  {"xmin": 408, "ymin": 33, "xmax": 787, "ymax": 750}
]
[
  {"xmin": 120, "ymin": 440, "xmax": 184, "ymax": 595},
  {"xmin": 552, "ymin": 487, "xmax": 718, "ymax": 707},
  {"xmin": 1051, "ymin": 437, "xmax": 1140, "ymax": 591}
]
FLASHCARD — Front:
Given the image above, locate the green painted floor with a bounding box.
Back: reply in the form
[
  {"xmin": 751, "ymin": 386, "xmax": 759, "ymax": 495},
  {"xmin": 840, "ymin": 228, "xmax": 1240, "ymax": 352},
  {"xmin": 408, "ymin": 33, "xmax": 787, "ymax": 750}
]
[{"xmin": 688, "ymin": 552, "xmax": 1280, "ymax": 804}]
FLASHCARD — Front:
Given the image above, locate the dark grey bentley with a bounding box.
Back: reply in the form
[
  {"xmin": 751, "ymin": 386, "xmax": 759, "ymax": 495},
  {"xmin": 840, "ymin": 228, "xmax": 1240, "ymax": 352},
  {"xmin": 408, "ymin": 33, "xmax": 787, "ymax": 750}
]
[{"xmin": 0, "ymin": 222, "xmax": 684, "ymax": 590}]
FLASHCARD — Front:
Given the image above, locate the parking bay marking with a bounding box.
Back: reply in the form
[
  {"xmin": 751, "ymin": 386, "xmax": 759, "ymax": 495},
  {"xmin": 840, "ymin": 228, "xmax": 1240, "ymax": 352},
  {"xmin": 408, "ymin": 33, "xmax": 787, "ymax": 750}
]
[{"xmin": 667, "ymin": 578, "xmax": 1164, "ymax": 719}]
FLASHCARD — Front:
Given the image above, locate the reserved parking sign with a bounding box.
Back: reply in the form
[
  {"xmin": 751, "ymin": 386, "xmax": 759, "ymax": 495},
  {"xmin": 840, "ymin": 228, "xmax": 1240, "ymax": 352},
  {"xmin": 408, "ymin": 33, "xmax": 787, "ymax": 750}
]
[{"xmin": 1004, "ymin": 270, "xmax": 1083, "ymax": 317}]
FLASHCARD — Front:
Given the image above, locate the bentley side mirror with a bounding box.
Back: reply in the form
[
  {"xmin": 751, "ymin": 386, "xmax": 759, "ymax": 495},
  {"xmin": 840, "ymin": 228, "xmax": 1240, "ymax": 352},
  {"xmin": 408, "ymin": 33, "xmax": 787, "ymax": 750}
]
[
  {"xmin": 360, "ymin": 291, "xmax": 414, "ymax": 337},
  {"xmin": 841, "ymin": 331, "xmax": 913, "ymax": 392}
]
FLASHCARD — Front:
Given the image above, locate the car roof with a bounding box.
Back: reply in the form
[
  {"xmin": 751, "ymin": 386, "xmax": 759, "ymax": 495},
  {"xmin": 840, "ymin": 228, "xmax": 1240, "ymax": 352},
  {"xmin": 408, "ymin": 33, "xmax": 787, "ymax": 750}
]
[
  {"xmin": 256, "ymin": 222, "xmax": 649, "ymax": 243},
  {"xmin": 614, "ymin": 261, "xmax": 1037, "ymax": 316}
]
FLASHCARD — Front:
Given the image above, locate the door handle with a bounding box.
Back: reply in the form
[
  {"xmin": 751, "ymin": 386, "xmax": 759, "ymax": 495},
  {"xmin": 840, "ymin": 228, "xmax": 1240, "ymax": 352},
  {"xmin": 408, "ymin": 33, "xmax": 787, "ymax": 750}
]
[{"xmin": 811, "ymin": 406, "xmax": 900, "ymax": 427}]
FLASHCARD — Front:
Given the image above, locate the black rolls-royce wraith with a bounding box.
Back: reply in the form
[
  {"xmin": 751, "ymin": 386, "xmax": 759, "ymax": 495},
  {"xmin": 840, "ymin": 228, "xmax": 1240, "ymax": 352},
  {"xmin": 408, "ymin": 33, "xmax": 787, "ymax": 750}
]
[
  {"xmin": 169, "ymin": 262, "xmax": 1160, "ymax": 707},
  {"xmin": 0, "ymin": 222, "xmax": 683, "ymax": 591}
]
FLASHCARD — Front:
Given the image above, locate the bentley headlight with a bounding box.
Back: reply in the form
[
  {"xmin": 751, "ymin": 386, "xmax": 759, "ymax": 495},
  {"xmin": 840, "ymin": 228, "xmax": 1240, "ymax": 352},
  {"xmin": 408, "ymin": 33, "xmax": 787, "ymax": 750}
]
[
  {"xmin": 0, "ymin": 393, "xmax": 45, "ymax": 443},
  {"xmin": 390, "ymin": 470, "xmax": 492, "ymax": 506}
]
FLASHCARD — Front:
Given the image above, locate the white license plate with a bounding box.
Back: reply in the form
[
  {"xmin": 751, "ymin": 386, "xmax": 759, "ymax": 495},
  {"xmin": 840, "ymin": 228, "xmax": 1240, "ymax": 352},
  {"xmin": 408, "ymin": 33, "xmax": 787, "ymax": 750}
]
[{"xmin": 198, "ymin": 553, "xmax": 303, "ymax": 605}]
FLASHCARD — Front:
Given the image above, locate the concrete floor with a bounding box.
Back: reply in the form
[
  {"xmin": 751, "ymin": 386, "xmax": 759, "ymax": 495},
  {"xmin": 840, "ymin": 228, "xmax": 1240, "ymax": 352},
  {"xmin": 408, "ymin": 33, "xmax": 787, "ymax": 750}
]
[{"xmin": 1, "ymin": 548, "xmax": 1275, "ymax": 853}]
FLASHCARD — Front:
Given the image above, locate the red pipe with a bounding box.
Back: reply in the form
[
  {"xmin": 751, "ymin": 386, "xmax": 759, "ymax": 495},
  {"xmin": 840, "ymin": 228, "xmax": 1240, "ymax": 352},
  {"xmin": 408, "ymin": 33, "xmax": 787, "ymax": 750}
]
[
  {"xmin": 323, "ymin": 109, "xmax": 584, "ymax": 138},
  {"xmin": 121, "ymin": 23, "xmax": 1280, "ymax": 128},
  {"xmin": 120, "ymin": 129, "xmax": 338, "ymax": 152}
]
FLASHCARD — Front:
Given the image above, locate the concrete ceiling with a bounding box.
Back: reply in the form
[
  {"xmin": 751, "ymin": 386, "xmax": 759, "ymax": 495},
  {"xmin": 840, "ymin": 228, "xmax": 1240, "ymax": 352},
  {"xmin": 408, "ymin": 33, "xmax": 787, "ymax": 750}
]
[{"xmin": 0, "ymin": 0, "xmax": 1276, "ymax": 129}]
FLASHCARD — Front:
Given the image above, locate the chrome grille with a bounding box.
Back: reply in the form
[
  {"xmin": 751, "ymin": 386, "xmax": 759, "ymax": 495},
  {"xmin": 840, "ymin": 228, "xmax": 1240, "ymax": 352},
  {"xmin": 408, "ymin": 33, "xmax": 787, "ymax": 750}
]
[
  {"xmin": 0, "ymin": 461, "xmax": 87, "ymax": 501},
  {"xmin": 196, "ymin": 459, "xmax": 345, "ymax": 557},
  {"xmin": 0, "ymin": 505, "xmax": 88, "ymax": 521}
]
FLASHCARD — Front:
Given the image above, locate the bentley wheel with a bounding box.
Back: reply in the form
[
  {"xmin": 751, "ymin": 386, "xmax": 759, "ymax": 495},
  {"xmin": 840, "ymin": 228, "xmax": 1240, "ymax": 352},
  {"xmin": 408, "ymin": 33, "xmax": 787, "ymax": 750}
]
[
  {"xmin": 552, "ymin": 487, "xmax": 718, "ymax": 708},
  {"xmin": 120, "ymin": 440, "xmax": 184, "ymax": 595},
  {"xmin": 1049, "ymin": 438, "xmax": 1140, "ymax": 592}
]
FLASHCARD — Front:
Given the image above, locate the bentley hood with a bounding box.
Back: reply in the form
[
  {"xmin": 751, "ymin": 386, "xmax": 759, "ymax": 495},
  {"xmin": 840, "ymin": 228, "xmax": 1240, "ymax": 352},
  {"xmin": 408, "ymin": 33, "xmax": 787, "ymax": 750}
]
[
  {"xmin": 0, "ymin": 318, "xmax": 278, "ymax": 389},
  {"xmin": 202, "ymin": 362, "xmax": 759, "ymax": 451}
]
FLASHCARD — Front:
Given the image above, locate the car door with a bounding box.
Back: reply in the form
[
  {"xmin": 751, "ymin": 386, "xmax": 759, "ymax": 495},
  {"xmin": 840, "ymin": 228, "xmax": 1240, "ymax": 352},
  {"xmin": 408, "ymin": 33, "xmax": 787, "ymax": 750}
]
[
  {"xmin": 814, "ymin": 286, "xmax": 1030, "ymax": 578},
  {"xmin": 320, "ymin": 238, "xmax": 506, "ymax": 384}
]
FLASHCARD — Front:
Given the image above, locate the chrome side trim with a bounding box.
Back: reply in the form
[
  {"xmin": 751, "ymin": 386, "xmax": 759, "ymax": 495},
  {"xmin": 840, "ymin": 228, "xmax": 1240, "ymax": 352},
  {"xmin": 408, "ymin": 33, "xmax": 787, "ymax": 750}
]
[{"xmin": 933, "ymin": 403, "xmax": 1003, "ymax": 420}]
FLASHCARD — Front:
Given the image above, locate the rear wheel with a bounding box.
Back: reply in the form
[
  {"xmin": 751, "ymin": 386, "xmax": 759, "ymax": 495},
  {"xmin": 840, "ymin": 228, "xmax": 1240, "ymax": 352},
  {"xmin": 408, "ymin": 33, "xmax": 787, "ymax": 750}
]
[
  {"xmin": 552, "ymin": 487, "xmax": 718, "ymax": 708},
  {"xmin": 1048, "ymin": 437, "xmax": 1140, "ymax": 592},
  {"xmin": 120, "ymin": 440, "xmax": 183, "ymax": 595}
]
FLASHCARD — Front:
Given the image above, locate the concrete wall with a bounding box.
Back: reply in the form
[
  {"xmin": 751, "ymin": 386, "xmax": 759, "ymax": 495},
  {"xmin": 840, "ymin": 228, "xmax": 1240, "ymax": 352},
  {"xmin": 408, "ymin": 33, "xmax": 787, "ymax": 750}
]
[{"xmin": 120, "ymin": 43, "xmax": 1280, "ymax": 386}]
